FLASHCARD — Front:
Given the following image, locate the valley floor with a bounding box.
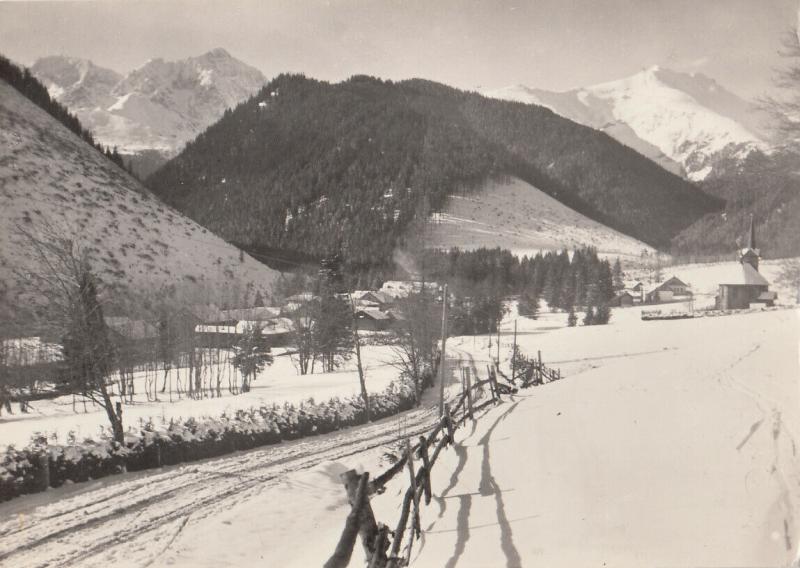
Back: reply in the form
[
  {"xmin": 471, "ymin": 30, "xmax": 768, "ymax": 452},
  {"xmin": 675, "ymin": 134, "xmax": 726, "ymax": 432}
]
[
  {"xmin": 0, "ymin": 344, "xmax": 400, "ymax": 447},
  {"xmin": 1, "ymin": 304, "xmax": 798, "ymax": 567}
]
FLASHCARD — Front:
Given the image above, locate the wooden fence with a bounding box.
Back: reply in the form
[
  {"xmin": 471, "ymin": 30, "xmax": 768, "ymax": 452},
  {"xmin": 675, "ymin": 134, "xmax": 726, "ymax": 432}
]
[{"xmin": 325, "ymin": 351, "xmax": 563, "ymax": 568}]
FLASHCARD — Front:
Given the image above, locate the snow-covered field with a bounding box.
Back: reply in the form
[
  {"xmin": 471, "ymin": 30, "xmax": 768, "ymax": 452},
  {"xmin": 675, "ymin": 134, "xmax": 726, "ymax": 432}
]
[
  {"xmin": 3, "ymin": 298, "xmax": 797, "ymax": 567},
  {"xmin": 0, "ymin": 344, "xmax": 400, "ymax": 447},
  {"xmin": 427, "ymin": 176, "xmax": 655, "ymax": 260}
]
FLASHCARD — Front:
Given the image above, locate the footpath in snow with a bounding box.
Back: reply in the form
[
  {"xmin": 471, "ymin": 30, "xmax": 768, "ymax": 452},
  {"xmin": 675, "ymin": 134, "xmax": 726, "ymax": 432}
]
[{"xmin": 376, "ymin": 308, "xmax": 800, "ymax": 567}]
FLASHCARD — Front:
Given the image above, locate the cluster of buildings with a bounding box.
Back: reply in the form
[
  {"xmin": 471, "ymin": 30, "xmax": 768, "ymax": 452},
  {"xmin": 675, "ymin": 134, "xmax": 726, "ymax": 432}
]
[{"xmin": 611, "ymin": 217, "xmax": 776, "ymax": 311}]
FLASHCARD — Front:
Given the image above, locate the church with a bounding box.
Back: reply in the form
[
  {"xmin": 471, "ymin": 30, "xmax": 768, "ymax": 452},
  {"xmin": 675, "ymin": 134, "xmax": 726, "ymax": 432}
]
[{"xmin": 715, "ymin": 216, "xmax": 777, "ymax": 310}]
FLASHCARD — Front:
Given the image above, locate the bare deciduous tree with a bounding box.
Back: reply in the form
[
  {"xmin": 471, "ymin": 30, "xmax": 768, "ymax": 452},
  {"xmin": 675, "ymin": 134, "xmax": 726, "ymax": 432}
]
[{"xmin": 18, "ymin": 224, "xmax": 125, "ymax": 443}]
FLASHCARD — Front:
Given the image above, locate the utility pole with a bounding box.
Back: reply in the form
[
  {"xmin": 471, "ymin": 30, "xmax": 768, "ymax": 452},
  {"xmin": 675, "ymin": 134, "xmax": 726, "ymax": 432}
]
[
  {"xmin": 438, "ymin": 283, "xmax": 448, "ymax": 416},
  {"xmin": 496, "ymin": 325, "xmax": 500, "ymax": 365}
]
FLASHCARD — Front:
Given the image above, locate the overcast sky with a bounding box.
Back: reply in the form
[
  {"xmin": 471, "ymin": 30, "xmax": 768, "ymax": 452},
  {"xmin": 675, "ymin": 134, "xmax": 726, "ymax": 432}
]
[{"xmin": 0, "ymin": 0, "xmax": 796, "ymax": 100}]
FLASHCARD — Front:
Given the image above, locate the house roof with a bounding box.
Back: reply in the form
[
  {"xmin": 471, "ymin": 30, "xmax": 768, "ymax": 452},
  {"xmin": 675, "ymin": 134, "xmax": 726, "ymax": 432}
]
[
  {"xmin": 105, "ymin": 316, "xmax": 159, "ymax": 340},
  {"xmin": 652, "ymin": 276, "xmax": 687, "ymax": 292},
  {"xmin": 356, "ymin": 308, "xmax": 392, "ymax": 321},
  {"xmin": 718, "ymin": 263, "xmax": 770, "ymax": 286},
  {"xmin": 215, "ymin": 307, "xmax": 280, "ymax": 322},
  {"xmin": 285, "ymin": 293, "xmax": 317, "ymax": 303}
]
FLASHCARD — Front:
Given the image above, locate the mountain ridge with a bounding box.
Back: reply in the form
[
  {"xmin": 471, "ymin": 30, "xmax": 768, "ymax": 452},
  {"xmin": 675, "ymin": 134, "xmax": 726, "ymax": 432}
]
[
  {"xmin": 146, "ymin": 73, "xmax": 720, "ymax": 272},
  {"xmin": 486, "ymin": 66, "xmax": 770, "ymax": 181},
  {"xmin": 31, "ymin": 49, "xmax": 266, "ymax": 175},
  {"xmin": 0, "ymin": 77, "xmax": 280, "ymax": 314}
]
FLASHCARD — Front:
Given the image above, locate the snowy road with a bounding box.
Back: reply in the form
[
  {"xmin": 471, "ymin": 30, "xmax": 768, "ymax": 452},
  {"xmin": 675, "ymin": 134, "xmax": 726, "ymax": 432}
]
[{"xmin": 0, "ymin": 343, "xmax": 481, "ymax": 568}]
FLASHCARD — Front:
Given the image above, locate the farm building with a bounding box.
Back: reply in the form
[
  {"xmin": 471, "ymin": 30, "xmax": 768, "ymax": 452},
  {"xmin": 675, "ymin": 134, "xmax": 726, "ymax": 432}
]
[
  {"xmin": 194, "ymin": 318, "xmax": 293, "ymax": 348},
  {"xmin": 379, "ymin": 280, "xmax": 440, "ymax": 300},
  {"xmin": 645, "ymin": 276, "xmax": 691, "ymax": 303},
  {"xmin": 214, "ymin": 307, "xmax": 281, "ymax": 322},
  {"xmin": 354, "ymin": 308, "xmax": 393, "ymax": 332},
  {"xmin": 353, "ymin": 291, "xmax": 393, "ymax": 309},
  {"xmin": 610, "ymin": 290, "xmax": 637, "ymax": 307},
  {"xmin": 715, "ymin": 217, "xmax": 776, "ymax": 310}
]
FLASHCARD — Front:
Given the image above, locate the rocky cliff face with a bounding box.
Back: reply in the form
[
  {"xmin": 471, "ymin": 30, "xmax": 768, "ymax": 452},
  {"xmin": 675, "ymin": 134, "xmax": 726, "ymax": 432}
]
[{"xmin": 31, "ymin": 48, "xmax": 266, "ymax": 158}]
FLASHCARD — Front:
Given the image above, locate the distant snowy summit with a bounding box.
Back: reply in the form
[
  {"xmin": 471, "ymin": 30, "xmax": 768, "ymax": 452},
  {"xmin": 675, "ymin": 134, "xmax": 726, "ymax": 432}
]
[
  {"xmin": 486, "ymin": 66, "xmax": 769, "ymax": 181},
  {"xmin": 31, "ymin": 48, "xmax": 265, "ymax": 159}
]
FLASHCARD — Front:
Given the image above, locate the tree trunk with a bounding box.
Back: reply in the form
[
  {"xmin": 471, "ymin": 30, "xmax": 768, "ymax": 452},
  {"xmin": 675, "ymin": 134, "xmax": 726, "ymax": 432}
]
[{"xmin": 99, "ymin": 381, "xmax": 124, "ymax": 444}]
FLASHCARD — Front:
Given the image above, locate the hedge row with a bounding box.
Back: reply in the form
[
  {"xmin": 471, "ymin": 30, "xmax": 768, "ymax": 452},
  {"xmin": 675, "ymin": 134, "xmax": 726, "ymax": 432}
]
[{"xmin": 1, "ymin": 371, "xmax": 434, "ymax": 502}]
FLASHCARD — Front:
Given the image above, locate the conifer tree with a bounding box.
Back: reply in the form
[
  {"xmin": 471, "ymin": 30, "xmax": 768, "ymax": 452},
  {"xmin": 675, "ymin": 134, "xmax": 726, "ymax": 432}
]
[
  {"xmin": 594, "ymin": 303, "xmax": 612, "ymax": 325},
  {"xmin": 612, "ymin": 258, "xmax": 624, "ymax": 291},
  {"xmin": 231, "ymin": 325, "xmax": 273, "ymax": 392},
  {"xmin": 567, "ymin": 306, "xmax": 577, "ymax": 327},
  {"xmin": 583, "ymin": 305, "xmax": 595, "ymax": 326}
]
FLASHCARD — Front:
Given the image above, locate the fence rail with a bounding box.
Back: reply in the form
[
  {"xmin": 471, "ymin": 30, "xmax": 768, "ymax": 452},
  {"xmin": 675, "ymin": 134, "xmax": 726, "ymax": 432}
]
[{"xmin": 325, "ymin": 349, "xmax": 563, "ymax": 567}]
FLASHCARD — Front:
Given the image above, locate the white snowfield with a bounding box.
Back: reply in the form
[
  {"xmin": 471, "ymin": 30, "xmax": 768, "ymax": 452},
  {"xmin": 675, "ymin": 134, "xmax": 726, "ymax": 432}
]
[
  {"xmin": 1, "ymin": 302, "xmax": 797, "ymax": 567},
  {"xmin": 427, "ymin": 177, "xmax": 655, "ymax": 260},
  {"xmin": 0, "ymin": 345, "xmax": 400, "ymax": 448}
]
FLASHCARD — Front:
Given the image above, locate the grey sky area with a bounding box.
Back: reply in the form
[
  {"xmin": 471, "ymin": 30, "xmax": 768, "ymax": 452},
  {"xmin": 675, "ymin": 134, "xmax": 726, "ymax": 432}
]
[{"xmin": 0, "ymin": 0, "xmax": 796, "ymax": 100}]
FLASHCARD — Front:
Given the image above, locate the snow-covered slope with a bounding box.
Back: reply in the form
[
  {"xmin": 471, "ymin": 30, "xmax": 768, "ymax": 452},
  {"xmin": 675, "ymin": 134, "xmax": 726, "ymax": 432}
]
[
  {"xmin": 31, "ymin": 48, "xmax": 266, "ymax": 157},
  {"xmin": 487, "ymin": 66, "xmax": 769, "ymax": 181},
  {"xmin": 0, "ymin": 79, "xmax": 279, "ymax": 306},
  {"xmin": 426, "ymin": 177, "xmax": 655, "ymax": 259}
]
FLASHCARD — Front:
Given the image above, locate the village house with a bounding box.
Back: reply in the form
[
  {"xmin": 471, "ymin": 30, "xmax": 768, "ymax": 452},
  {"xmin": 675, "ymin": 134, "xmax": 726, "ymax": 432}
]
[
  {"xmin": 354, "ymin": 308, "xmax": 393, "ymax": 332},
  {"xmin": 379, "ymin": 280, "xmax": 441, "ymax": 301},
  {"xmin": 194, "ymin": 317, "xmax": 293, "ymax": 348},
  {"xmin": 352, "ymin": 290, "xmax": 393, "ymax": 309},
  {"xmin": 214, "ymin": 306, "xmax": 281, "ymax": 322},
  {"xmin": 715, "ymin": 217, "xmax": 777, "ymax": 310},
  {"xmin": 645, "ymin": 276, "xmax": 691, "ymax": 304},
  {"xmin": 609, "ymin": 290, "xmax": 637, "ymax": 307}
]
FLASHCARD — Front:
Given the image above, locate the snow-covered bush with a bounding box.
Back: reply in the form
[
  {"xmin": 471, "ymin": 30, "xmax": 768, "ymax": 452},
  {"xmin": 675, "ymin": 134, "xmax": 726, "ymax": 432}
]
[{"xmin": 0, "ymin": 377, "xmax": 421, "ymax": 502}]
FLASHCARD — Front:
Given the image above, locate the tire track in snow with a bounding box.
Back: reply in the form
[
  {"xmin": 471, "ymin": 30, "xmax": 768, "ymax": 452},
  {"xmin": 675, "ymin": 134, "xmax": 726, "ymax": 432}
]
[
  {"xmin": 0, "ymin": 404, "xmax": 446, "ymax": 567},
  {"xmin": 713, "ymin": 342, "xmax": 798, "ymax": 553}
]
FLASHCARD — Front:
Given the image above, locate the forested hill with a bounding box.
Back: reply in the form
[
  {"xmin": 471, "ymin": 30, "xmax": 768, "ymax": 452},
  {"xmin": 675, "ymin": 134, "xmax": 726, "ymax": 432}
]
[
  {"xmin": 146, "ymin": 74, "xmax": 721, "ymax": 266},
  {"xmin": 671, "ymin": 149, "xmax": 800, "ymax": 259}
]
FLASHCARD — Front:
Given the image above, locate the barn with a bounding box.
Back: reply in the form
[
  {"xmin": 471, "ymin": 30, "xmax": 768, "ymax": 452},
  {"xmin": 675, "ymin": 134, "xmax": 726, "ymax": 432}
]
[{"xmin": 610, "ymin": 290, "xmax": 636, "ymax": 307}]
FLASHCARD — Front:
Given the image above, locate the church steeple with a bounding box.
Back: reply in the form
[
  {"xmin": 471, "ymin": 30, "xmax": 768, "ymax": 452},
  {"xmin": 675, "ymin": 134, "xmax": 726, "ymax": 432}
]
[{"xmin": 740, "ymin": 214, "xmax": 760, "ymax": 271}]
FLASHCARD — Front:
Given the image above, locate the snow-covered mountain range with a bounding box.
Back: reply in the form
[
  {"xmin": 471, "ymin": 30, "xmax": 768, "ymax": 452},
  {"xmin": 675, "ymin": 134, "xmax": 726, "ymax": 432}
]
[
  {"xmin": 486, "ymin": 66, "xmax": 770, "ymax": 181},
  {"xmin": 31, "ymin": 48, "xmax": 265, "ymax": 159}
]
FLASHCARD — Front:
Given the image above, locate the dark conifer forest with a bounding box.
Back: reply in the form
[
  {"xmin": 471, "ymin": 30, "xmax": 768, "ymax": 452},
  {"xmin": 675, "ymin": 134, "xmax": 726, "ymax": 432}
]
[{"xmin": 147, "ymin": 74, "xmax": 721, "ymax": 270}]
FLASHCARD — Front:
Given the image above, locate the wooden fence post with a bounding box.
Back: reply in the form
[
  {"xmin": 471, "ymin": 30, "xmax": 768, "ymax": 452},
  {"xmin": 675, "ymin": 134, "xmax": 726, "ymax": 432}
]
[
  {"xmin": 511, "ymin": 319, "xmax": 517, "ymax": 383},
  {"xmin": 405, "ymin": 439, "xmax": 421, "ymax": 539},
  {"xmin": 368, "ymin": 525, "xmax": 390, "ymax": 568},
  {"xmin": 464, "ymin": 367, "xmax": 474, "ymax": 419},
  {"xmin": 387, "ymin": 489, "xmax": 414, "ymax": 567},
  {"xmin": 443, "ymin": 403, "xmax": 455, "ymax": 445},
  {"xmin": 418, "ymin": 435, "xmax": 432, "ymax": 505},
  {"xmin": 340, "ymin": 469, "xmax": 382, "ymax": 562},
  {"xmin": 324, "ymin": 472, "xmax": 371, "ymax": 568},
  {"xmin": 537, "ymin": 350, "xmax": 543, "ymax": 384}
]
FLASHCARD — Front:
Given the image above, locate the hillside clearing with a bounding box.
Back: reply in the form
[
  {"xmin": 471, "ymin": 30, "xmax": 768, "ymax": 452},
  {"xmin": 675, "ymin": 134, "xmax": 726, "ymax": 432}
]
[{"xmin": 427, "ymin": 177, "xmax": 655, "ymax": 260}]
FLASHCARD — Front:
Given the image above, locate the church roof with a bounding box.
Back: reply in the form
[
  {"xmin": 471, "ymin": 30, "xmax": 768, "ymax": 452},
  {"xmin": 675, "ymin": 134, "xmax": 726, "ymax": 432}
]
[{"xmin": 718, "ymin": 263, "xmax": 769, "ymax": 286}]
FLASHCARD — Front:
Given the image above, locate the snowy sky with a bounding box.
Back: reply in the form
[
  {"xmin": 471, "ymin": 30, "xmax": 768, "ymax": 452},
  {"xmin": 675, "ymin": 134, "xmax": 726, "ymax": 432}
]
[{"xmin": 0, "ymin": 0, "xmax": 796, "ymax": 100}]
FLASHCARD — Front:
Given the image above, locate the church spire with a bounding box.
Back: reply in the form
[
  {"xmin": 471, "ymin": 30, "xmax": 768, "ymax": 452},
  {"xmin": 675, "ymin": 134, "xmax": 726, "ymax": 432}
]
[
  {"xmin": 740, "ymin": 214, "xmax": 760, "ymax": 271},
  {"xmin": 748, "ymin": 213, "xmax": 756, "ymax": 250}
]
